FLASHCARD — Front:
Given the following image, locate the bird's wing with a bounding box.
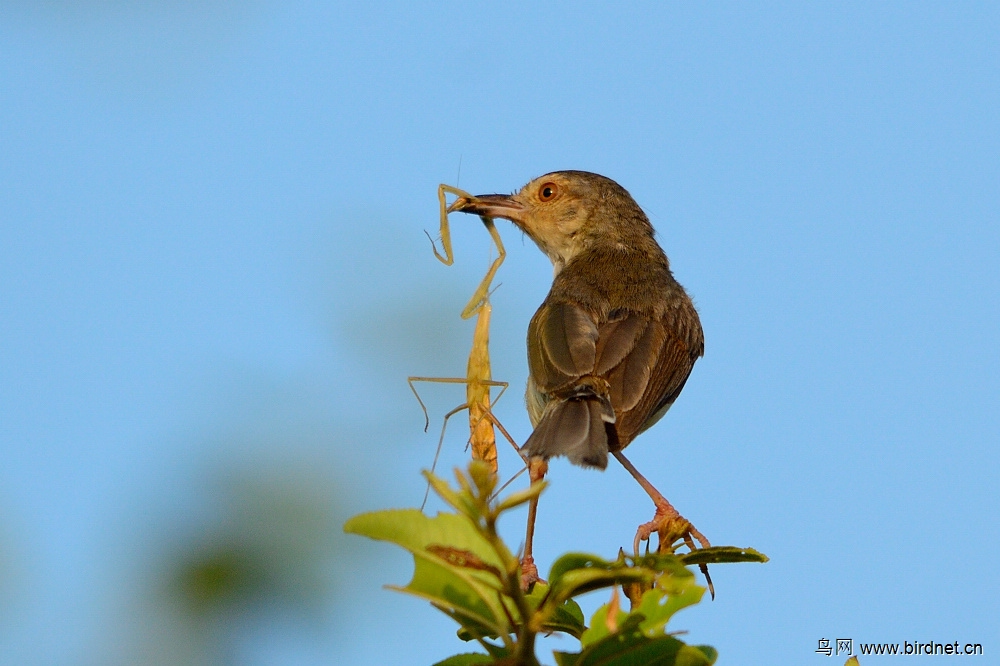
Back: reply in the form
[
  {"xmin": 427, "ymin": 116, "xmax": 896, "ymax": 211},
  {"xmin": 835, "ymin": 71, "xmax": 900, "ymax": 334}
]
[
  {"xmin": 599, "ymin": 313, "xmax": 666, "ymax": 413},
  {"xmin": 528, "ymin": 302, "xmax": 662, "ymax": 405},
  {"xmin": 527, "ymin": 301, "xmax": 599, "ymax": 391},
  {"xmin": 529, "ymin": 302, "xmax": 696, "ymax": 423},
  {"xmin": 612, "ymin": 320, "xmax": 699, "ymax": 442}
]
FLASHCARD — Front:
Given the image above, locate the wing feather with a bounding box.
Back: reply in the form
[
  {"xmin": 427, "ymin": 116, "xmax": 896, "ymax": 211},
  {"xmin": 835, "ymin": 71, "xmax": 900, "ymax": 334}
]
[
  {"xmin": 594, "ymin": 312, "xmax": 648, "ymax": 376},
  {"xmin": 528, "ymin": 302, "xmax": 598, "ymax": 391},
  {"xmin": 605, "ymin": 319, "xmax": 667, "ymax": 412}
]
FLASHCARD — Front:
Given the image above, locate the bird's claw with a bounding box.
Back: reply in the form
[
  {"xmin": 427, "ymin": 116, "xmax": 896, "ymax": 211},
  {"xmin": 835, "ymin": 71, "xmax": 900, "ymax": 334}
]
[
  {"xmin": 632, "ymin": 506, "xmax": 715, "ymax": 599},
  {"xmin": 520, "ymin": 556, "xmax": 545, "ymax": 592},
  {"xmin": 632, "ymin": 507, "xmax": 711, "ymax": 556}
]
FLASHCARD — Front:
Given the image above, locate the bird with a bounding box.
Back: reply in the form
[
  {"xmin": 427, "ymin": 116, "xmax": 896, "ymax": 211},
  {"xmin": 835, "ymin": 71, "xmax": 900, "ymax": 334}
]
[{"xmin": 449, "ymin": 170, "xmax": 709, "ymax": 590}]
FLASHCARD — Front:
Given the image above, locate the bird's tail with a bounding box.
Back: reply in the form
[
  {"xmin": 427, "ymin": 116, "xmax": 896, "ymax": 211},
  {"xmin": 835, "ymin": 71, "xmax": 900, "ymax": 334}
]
[{"xmin": 521, "ymin": 395, "xmax": 615, "ymax": 469}]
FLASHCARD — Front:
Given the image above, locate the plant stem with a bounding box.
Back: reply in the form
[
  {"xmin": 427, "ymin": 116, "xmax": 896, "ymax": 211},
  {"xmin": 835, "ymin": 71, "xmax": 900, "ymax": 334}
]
[{"xmin": 484, "ymin": 513, "xmax": 540, "ymax": 666}]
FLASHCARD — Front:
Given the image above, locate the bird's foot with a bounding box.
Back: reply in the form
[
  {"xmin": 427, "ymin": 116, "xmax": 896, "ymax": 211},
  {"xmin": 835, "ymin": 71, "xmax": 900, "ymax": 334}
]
[
  {"xmin": 520, "ymin": 555, "xmax": 545, "ymax": 591},
  {"xmin": 633, "ymin": 502, "xmax": 709, "ymax": 554},
  {"xmin": 632, "ymin": 502, "xmax": 714, "ymax": 598}
]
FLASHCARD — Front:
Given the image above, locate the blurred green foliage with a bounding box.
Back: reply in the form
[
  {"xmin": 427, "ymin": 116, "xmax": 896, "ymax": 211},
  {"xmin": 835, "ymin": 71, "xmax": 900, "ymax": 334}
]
[
  {"xmin": 99, "ymin": 460, "xmax": 356, "ymax": 666},
  {"xmin": 168, "ymin": 469, "xmax": 342, "ymax": 618}
]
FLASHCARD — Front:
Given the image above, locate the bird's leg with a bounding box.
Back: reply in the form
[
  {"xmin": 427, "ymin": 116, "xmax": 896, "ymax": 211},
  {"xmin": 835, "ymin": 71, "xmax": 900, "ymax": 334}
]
[
  {"xmin": 612, "ymin": 450, "xmax": 714, "ymax": 597},
  {"xmin": 611, "ymin": 450, "xmax": 696, "ymax": 550},
  {"xmin": 520, "ymin": 456, "xmax": 548, "ymax": 590}
]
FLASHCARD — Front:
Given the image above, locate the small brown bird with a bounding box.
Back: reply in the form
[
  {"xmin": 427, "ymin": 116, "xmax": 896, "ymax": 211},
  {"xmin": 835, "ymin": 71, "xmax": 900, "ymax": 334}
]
[{"xmin": 451, "ymin": 171, "xmax": 709, "ymax": 588}]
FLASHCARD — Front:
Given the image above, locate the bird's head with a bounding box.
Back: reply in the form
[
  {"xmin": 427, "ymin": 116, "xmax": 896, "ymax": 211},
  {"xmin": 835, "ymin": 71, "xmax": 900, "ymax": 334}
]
[{"xmin": 450, "ymin": 171, "xmax": 654, "ymax": 274}]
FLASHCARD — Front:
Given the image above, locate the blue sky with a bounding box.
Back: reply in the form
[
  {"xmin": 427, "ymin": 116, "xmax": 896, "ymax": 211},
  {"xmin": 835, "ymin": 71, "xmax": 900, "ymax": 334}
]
[{"xmin": 2, "ymin": 2, "xmax": 998, "ymax": 664}]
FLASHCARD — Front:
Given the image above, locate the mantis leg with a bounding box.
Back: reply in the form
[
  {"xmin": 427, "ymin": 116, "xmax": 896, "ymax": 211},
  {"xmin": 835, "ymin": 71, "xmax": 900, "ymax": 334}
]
[
  {"xmin": 430, "ymin": 185, "xmax": 507, "ymax": 319},
  {"xmin": 407, "ymin": 376, "xmax": 508, "ymax": 432}
]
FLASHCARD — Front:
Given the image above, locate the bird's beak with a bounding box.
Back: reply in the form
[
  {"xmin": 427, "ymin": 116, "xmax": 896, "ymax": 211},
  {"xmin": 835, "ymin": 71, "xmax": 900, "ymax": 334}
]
[{"xmin": 448, "ymin": 194, "xmax": 525, "ymax": 223}]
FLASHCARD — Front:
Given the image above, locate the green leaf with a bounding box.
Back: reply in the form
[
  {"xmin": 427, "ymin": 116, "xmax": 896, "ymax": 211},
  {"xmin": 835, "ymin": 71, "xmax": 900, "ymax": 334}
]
[
  {"xmin": 433, "ymin": 652, "xmax": 495, "ymax": 666},
  {"xmin": 391, "ymin": 554, "xmax": 506, "ymax": 636},
  {"xmin": 582, "ymin": 566, "xmax": 704, "ymax": 648},
  {"xmin": 553, "ymin": 651, "xmax": 580, "ymax": 666},
  {"xmin": 452, "ymin": 580, "xmax": 589, "ymax": 642},
  {"xmin": 345, "ymin": 509, "xmax": 512, "ymax": 637},
  {"xmin": 631, "ymin": 552, "xmax": 694, "ymax": 577},
  {"xmin": 550, "ymin": 566, "xmax": 653, "ymax": 605},
  {"xmin": 679, "ymin": 546, "xmax": 769, "ymax": 566},
  {"xmin": 425, "ymin": 545, "xmax": 504, "ymax": 580},
  {"xmin": 466, "ymin": 460, "xmax": 497, "ymax": 498},
  {"xmin": 544, "ymin": 598, "xmax": 588, "ymax": 638},
  {"xmin": 570, "ymin": 625, "xmax": 717, "ymax": 666},
  {"xmin": 515, "ymin": 581, "xmax": 586, "ymax": 638},
  {"xmin": 548, "ymin": 553, "xmax": 614, "ymax": 586},
  {"xmin": 548, "ymin": 552, "xmax": 693, "ymax": 591},
  {"xmin": 426, "ymin": 470, "xmax": 480, "ymax": 521},
  {"xmin": 689, "ymin": 646, "xmax": 718, "ymax": 664},
  {"xmin": 493, "ymin": 480, "xmax": 547, "ymax": 513},
  {"xmin": 344, "ymin": 509, "xmax": 503, "ymax": 571},
  {"xmin": 565, "ymin": 631, "xmax": 677, "ymax": 665},
  {"xmin": 580, "ymin": 596, "xmax": 629, "ymax": 647},
  {"xmin": 633, "ymin": 583, "xmax": 705, "ymax": 637},
  {"xmin": 521, "ymin": 580, "xmax": 549, "ymax": 609},
  {"xmin": 547, "ymin": 552, "xmax": 658, "ymax": 603}
]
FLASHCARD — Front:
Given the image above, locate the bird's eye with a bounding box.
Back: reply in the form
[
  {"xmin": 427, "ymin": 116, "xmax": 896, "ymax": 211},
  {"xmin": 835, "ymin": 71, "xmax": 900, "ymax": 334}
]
[{"xmin": 538, "ymin": 182, "xmax": 558, "ymax": 201}]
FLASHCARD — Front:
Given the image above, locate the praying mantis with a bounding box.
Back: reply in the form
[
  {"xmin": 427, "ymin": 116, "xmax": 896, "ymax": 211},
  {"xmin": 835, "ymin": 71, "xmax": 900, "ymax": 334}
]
[{"xmin": 408, "ymin": 185, "xmax": 523, "ymax": 495}]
